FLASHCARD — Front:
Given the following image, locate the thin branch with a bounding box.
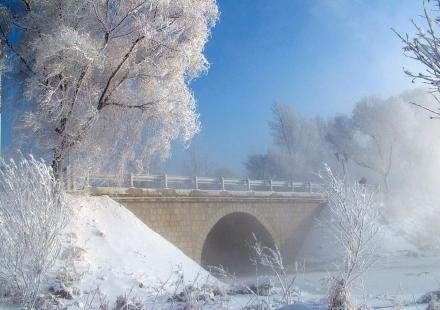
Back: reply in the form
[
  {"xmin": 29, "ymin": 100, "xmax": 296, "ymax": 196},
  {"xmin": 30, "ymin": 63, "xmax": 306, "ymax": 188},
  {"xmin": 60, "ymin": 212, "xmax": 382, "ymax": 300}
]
[
  {"xmin": 110, "ymin": 0, "xmax": 149, "ymax": 33},
  {"xmin": 97, "ymin": 35, "xmax": 145, "ymax": 110},
  {"xmin": 106, "ymin": 101, "xmax": 156, "ymax": 110},
  {"xmin": 0, "ymin": 24, "xmax": 35, "ymax": 77},
  {"xmin": 409, "ymin": 101, "xmax": 440, "ymax": 116},
  {"xmin": 20, "ymin": 0, "xmax": 31, "ymax": 11}
]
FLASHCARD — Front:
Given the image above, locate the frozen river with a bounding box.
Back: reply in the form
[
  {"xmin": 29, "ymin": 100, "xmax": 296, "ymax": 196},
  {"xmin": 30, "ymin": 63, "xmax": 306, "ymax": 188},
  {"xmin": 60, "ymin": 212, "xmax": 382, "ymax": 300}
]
[{"xmin": 227, "ymin": 255, "xmax": 440, "ymax": 309}]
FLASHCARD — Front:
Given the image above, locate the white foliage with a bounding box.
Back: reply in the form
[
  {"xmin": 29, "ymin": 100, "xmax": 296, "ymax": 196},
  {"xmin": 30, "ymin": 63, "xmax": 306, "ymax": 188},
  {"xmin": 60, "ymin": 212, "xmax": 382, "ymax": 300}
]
[
  {"xmin": 0, "ymin": 155, "xmax": 70, "ymax": 308},
  {"xmin": 0, "ymin": 0, "xmax": 219, "ymax": 174}
]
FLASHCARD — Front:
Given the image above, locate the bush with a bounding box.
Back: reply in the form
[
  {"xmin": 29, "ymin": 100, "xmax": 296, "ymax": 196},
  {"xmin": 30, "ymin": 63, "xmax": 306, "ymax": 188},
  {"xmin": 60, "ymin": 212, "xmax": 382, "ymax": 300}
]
[
  {"xmin": 0, "ymin": 155, "xmax": 70, "ymax": 309},
  {"xmin": 320, "ymin": 164, "xmax": 381, "ymax": 310}
]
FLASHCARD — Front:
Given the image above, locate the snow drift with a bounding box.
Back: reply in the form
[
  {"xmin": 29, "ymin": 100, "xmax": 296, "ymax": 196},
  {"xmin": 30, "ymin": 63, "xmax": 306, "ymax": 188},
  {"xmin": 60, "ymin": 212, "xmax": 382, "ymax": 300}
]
[{"xmin": 57, "ymin": 194, "xmax": 211, "ymax": 301}]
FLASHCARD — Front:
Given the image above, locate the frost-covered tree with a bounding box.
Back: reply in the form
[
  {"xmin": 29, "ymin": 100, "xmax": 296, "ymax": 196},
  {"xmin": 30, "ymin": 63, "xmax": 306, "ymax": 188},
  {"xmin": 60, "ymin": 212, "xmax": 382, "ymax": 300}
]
[
  {"xmin": 270, "ymin": 103, "xmax": 330, "ymax": 180},
  {"xmin": 246, "ymin": 103, "xmax": 332, "ymax": 181},
  {"xmin": 0, "ymin": 155, "xmax": 69, "ymax": 309},
  {"xmin": 0, "ymin": 0, "xmax": 218, "ymax": 176},
  {"xmin": 326, "ymin": 98, "xmax": 405, "ymax": 193},
  {"xmin": 325, "ymin": 115, "xmax": 353, "ymax": 174}
]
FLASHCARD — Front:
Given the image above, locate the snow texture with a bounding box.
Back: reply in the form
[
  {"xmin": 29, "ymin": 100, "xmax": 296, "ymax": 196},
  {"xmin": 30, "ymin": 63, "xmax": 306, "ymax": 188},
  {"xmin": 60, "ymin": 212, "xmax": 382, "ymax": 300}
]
[{"xmin": 58, "ymin": 194, "xmax": 210, "ymax": 301}]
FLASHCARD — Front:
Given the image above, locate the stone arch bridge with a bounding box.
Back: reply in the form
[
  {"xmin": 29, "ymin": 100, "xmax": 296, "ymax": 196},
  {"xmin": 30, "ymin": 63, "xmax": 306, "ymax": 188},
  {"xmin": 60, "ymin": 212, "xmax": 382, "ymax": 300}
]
[{"xmin": 89, "ymin": 186, "xmax": 326, "ymax": 274}]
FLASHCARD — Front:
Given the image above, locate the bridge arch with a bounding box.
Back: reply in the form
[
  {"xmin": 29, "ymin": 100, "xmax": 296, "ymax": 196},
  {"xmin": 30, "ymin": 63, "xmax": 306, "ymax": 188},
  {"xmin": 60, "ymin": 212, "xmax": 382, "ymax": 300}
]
[{"xmin": 197, "ymin": 207, "xmax": 278, "ymax": 275}]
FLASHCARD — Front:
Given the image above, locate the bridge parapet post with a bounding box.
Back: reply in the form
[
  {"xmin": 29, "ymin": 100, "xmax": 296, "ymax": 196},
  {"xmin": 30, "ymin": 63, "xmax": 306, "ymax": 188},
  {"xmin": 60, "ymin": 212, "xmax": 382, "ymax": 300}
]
[
  {"xmin": 269, "ymin": 179, "xmax": 273, "ymax": 191},
  {"xmin": 247, "ymin": 178, "xmax": 251, "ymax": 191},
  {"xmin": 130, "ymin": 173, "xmax": 134, "ymax": 187},
  {"xmin": 194, "ymin": 176, "xmax": 198, "ymax": 190},
  {"xmin": 221, "ymin": 177, "xmax": 225, "ymax": 191},
  {"xmin": 164, "ymin": 174, "xmax": 168, "ymax": 188}
]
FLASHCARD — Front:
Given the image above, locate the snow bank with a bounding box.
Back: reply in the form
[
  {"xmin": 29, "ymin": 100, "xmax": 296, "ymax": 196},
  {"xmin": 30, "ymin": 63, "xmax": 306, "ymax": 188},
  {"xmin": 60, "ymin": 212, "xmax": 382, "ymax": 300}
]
[{"xmin": 59, "ymin": 193, "xmax": 210, "ymax": 301}]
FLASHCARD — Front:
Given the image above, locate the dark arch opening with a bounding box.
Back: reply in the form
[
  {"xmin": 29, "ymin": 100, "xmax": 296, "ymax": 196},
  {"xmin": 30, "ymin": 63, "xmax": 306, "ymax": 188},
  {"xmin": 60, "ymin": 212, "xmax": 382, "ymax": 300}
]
[{"xmin": 201, "ymin": 212, "xmax": 276, "ymax": 276}]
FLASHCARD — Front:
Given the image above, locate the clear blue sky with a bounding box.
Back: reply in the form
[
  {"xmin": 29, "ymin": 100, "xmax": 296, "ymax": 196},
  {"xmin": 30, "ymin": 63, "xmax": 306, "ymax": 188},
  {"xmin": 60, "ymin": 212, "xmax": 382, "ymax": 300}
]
[
  {"xmin": 165, "ymin": 0, "xmax": 424, "ymax": 174},
  {"xmin": 1, "ymin": 0, "xmax": 425, "ymax": 174}
]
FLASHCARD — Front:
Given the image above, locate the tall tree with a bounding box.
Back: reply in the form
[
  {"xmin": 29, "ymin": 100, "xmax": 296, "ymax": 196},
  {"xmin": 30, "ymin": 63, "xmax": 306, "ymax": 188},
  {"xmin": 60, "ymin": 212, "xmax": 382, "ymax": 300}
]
[
  {"xmin": 0, "ymin": 0, "xmax": 218, "ymax": 176},
  {"xmin": 327, "ymin": 98, "xmax": 409, "ymax": 193}
]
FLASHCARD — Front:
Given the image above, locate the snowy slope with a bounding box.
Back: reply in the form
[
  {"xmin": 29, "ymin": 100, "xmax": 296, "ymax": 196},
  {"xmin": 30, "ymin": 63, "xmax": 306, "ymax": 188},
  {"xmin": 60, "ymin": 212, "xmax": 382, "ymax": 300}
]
[{"xmin": 59, "ymin": 194, "xmax": 211, "ymax": 301}]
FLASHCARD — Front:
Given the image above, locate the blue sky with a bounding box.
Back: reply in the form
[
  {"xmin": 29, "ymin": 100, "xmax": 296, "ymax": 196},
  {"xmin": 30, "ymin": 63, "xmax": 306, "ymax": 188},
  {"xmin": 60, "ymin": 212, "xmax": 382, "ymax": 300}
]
[{"xmin": 165, "ymin": 0, "xmax": 424, "ymax": 174}]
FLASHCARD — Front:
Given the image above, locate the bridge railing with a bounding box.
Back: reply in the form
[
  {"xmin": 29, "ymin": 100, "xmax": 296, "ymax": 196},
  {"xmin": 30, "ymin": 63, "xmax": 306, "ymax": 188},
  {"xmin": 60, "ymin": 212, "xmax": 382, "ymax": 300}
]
[{"xmin": 83, "ymin": 172, "xmax": 324, "ymax": 193}]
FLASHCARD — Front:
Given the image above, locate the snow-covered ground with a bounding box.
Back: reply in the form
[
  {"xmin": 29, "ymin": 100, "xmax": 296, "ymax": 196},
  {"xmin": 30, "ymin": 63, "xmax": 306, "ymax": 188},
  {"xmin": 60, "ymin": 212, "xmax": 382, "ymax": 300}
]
[
  {"xmin": 46, "ymin": 194, "xmax": 216, "ymax": 308},
  {"xmin": 2, "ymin": 193, "xmax": 440, "ymax": 309},
  {"xmin": 0, "ymin": 193, "xmax": 217, "ymax": 309},
  {"xmin": 290, "ymin": 257, "xmax": 440, "ymax": 308},
  {"xmin": 42, "ymin": 195, "xmax": 440, "ymax": 309},
  {"xmin": 202, "ymin": 253, "xmax": 440, "ymax": 309},
  {"xmin": 67, "ymin": 194, "xmax": 209, "ymax": 284},
  {"xmin": 261, "ymin": 220, "xmax": 440, "ymax": 309},
  {"xmin": 220, "ymin": 213, "xmax": 440, "ymax": 309}
]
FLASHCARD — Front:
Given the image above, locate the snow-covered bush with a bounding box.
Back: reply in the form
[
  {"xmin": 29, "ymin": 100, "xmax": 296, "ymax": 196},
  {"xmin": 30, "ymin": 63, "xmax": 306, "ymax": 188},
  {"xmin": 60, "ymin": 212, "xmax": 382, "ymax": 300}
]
[
  {"xmin": 320, "ymin": 164, "xmax": 381, "ymax": 310},
  {"xmin": 0, "ymin": 155, "xmax": 70, "ymax": 308}
]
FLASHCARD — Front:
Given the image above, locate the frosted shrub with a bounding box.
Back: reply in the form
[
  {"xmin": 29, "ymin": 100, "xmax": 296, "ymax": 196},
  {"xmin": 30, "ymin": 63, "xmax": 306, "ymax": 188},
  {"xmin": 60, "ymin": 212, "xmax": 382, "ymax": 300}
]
[
  {"xmin": 0, "ymin": 155, "xmax": 70, "ymax": 308},
  {"xmin": 320, "ymin": 164, "xmax": 381, "ymax": 310}
]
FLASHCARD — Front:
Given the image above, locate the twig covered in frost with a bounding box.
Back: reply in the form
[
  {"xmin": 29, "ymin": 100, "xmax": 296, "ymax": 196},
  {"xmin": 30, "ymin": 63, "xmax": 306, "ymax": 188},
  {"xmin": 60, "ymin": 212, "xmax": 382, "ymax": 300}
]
[
  {"xmin": 251, "ymin": 234, "xmax": 299, "ymax": 306},
  {"xmin": 394, "ymin": 0, "xmax": 440, "ymax": 118},
  {"xmin": 0, "ymin": 155, "xmax": 70, "ymax": 309}
]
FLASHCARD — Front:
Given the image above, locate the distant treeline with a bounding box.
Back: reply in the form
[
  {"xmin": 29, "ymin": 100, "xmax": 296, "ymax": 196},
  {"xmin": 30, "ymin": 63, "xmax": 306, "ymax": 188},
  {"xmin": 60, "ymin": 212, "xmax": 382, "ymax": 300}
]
[{"xmin": 245, "ymin": 89, "xmax": 440, "ymax": 194}]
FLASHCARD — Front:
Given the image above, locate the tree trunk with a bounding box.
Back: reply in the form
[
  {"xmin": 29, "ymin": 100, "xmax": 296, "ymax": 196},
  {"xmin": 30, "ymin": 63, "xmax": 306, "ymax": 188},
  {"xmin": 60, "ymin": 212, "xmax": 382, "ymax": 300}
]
[
  {"xmin": 52, "ymin": 155, "xmax": 63, "ymax": 179},
  {"xmin": 52, "ymin": 143, "xmax": 66, "ymax": 180}
]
